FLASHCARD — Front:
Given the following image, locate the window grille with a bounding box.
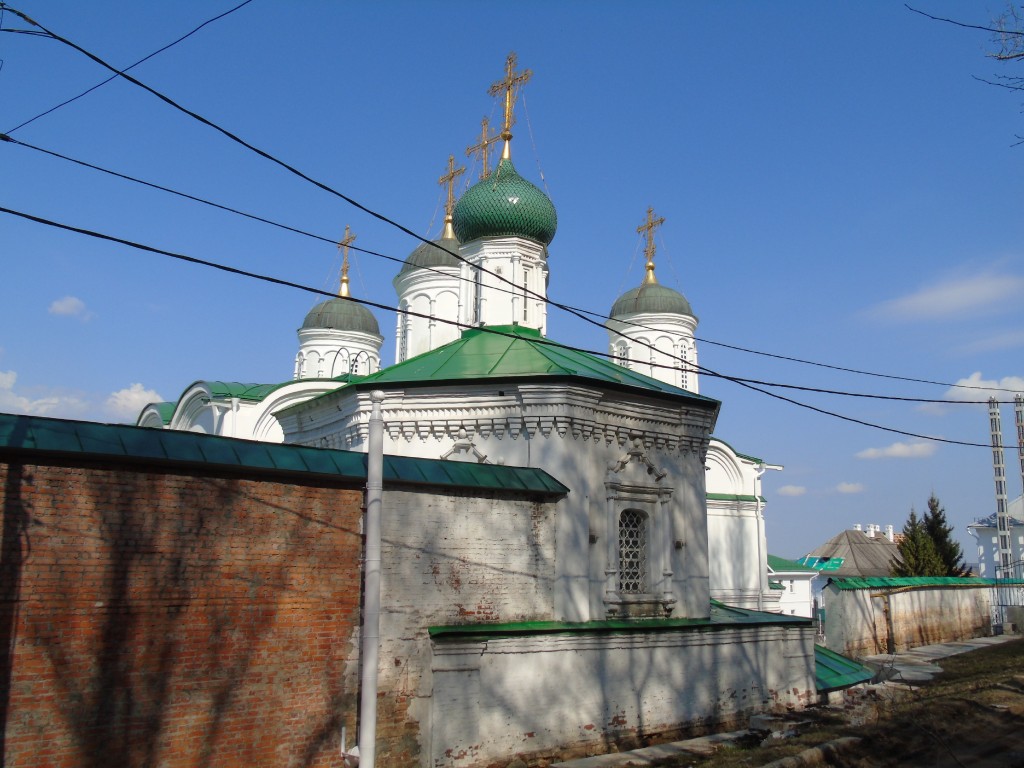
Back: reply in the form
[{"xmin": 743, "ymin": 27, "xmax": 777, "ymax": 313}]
[{"xmin": 618, "ymin": 509, "xmax": 648, "ymax": 594}]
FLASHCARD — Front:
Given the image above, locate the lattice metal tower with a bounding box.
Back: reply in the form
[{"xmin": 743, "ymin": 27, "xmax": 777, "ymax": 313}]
[{"xmin": 991, "ymin": 398, "xmax": 1012, "ymax": 570}]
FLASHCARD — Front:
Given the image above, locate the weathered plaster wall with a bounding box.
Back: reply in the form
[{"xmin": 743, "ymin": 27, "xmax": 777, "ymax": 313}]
[
  {"xmin": 373, "ymin": 488, "xmax": 558, "ymax": 765},
  {"xmin": 428, "ymin": 624, "xmax": 817, "ymax": 768},
  {"xmin": 823, "ymin": 584, "xmax": 993, "ymax": 657}
]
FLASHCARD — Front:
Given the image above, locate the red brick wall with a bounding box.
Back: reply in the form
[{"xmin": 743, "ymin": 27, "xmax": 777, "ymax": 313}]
[{"xmin": 0, "ymin": 457, "xmax": 364, "ymax": 768}]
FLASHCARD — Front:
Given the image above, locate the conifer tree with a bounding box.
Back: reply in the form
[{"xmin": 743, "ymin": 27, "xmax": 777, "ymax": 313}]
[
  {"xmin": 922, "ymin": 493, "xmax": 968, "ymax": 576},
  {"xmin": 891, "ymin": 508, "xmax": 945, "ymax": 577}
]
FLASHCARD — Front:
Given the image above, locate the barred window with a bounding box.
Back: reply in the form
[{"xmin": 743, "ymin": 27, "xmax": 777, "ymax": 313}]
[{"xmin": 618, "ymin": 509, "xmax": 648, "ymax": 594}]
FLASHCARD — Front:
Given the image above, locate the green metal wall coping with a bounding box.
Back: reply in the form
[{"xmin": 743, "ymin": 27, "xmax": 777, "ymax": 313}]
[
  {"xmin": 706, "ymin": 493, "xmax": 766, "ymax": 503},
  {"xmin": 0, "ymin": 413, "xmax": 569, "ymax": 497},
  {"xmin": 428, "ymin": 601, "xmax": 811, "ymax": 640},
  {"xmin": 815, "ymin": 645, "xmax": 874, "ymax": 692},
  {"xmin": 827, "ymin": 576, "xmax": 1024, "ymax": 591}
]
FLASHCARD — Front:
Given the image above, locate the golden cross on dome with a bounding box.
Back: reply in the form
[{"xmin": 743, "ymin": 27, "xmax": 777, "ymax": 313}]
[
  {"xmin": 465, "ymin": 116, "xmax": 500, "ymax": 180},
  {"xmin": 438, "ymin": 154, "xmax": 465, "ymax": 219},
  {"xmin": 637, "ymin": 207, "xmax": 665, "ymax": 285},
  {"xmin": 337, "ymin": 224, "xmax": 356, "ymax": 297},
  {"xmin": 488, "ymin": 51, "xmax": 532, "ymax": 157}
]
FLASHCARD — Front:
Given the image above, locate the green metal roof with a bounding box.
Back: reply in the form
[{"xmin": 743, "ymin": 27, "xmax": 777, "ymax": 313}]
[
  {"xmin": 202, "ymin": 381, "xmax": 293, "ymax": 402},
  {"xmin": 826, "ymin": 576, "xmax": 1015, "ymax": 591},
  {"xmin": 301, "ymin": 296, "xmax": 381, "ymax": 335},
  {"xmin": 429, "ymin": 600, "xmax": 810, "ymax": 641},
  {"xmin": 0, "ymin": 413, "xmax": 569, "ymax": 497},
  {"xmin": 398, "ymin": 233, "xmax": 461, "ymax": 275},
  {"xmin": 345, "ymin": 325, "xmax": 719, "ymax": 406},
  {"xmin": 610, "ymin": 281, "xmax": 694, "ymax": 319},
  {"xmin": 151, "ymin": 401, "xmax": 175, "ymax": 425},
  {"xmin": 452, "ymin": 157, "xmax": 557, "ymax": 246},
  {"xmin": 768, "ymin": 554, "xmax": 819, "ymax": 573},
  {"xmin": 815, "ymin": 645, "xmax": 874, "ymax": 692}
]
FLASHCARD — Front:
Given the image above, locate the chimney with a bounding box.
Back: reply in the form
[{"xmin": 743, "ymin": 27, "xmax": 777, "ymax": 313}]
[
  {"xmin": 866, "ymin": 524, "xmax": 877, "ymax": 538},
  {"xmin": 853, "ymin": 523, "xmax": 862, "ymax": 532},
  {"xmin": 885, "ymin": 524, "xmax": 894, "ymax": 542}
]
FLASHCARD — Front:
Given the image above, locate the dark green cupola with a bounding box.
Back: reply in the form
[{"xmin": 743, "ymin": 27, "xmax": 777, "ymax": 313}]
[{"xmin": 452, "ymin": 157, "xmax": 557, "ymax": 246}]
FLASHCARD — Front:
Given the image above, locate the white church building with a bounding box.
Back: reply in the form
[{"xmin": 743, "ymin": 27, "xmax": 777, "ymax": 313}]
[{"xmin": 137, "ymin": 54, "xmax": 816, "ymax": 766}]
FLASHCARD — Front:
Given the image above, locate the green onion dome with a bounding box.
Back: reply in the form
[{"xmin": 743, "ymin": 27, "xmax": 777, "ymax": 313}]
[
  {"xmin": 452, "ymin": 158, "xmax": 557, "ymax": 246},
  {"xmin": 610, "ymin": 282, "xmax": 694, "ymax": 319},
  {"xmin": 301, "ymin": 297, "xmax": 380, "ymax": 335},
  {"xmin": 398, "ymin": 229, "xmax": 461, "ymax": 276}
]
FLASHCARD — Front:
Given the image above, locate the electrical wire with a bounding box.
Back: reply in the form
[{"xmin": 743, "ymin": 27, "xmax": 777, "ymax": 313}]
[
  {"xmin": 4, "ymin": 131, "xmax": 1016, "ymax": 401},
  {"xmin": 4, "ymin": 4, "xmax": 1019, "ymax": 405},
  {"xmin": 0, "ymin": 203, "xmax": 1003, "ymax": 448},
  {"xmin": 3, "ymin": 4, "xmax": 1019, "ymax": 417},
  {"xmin": 3, "ymin": 0, "xmax": 254, "ymax": 135}
]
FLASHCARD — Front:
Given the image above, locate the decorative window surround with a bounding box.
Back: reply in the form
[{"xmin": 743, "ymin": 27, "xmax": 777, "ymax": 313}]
[{"xmin": 604, "ymin": 437, "xmax": 676, "ymax": 618}]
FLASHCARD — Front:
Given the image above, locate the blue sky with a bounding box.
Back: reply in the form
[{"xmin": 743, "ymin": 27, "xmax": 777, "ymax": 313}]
[{"xmin": 1, "ymin": 1, "xmax": 1022, "ymax": 560}]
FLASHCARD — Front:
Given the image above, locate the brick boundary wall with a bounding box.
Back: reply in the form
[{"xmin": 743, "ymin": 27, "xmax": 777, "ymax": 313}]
[{"xmin": 0, "ymin": 456, "xmax": 363, "ymax": 768}]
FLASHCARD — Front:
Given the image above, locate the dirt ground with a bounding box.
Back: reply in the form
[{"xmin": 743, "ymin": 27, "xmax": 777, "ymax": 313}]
[{"xmin": 670, "ymin": 637, "xmax": 1024, "ymax": 768}]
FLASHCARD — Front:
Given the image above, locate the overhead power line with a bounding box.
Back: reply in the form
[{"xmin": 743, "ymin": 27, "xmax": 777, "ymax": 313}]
[
  {"xmin": 3, "ymin": 131, "xmax": 1016, "ymax": 400},
  {"xmin": 0, "ymin": 203, "xmax": 1002, "ymax": 449},
  {"xmin": 3, "ymin": 0, "xmax": 254, "ymax": 135}
]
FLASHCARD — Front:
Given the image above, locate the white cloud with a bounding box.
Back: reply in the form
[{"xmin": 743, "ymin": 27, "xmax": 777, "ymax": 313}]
[
  {"xmin": 956, "ymin": 329, "xmax": 1024, "ymax": 355},
  {"xmin": 48, "ymin": 295, "xmax": 92, "ymax": 319},
  {"xmin": 104, "ymin": 383, "xmax": 163, "ymax": 422},
  {"xmin": 868, "ymin": 270, "xmax": 1024, "ymax": 322},
  {"xmin": 944, "ymin": 372, "xmax": 1024, "ymax": 402},
  {"xmin": 776, "ymin": 485, "xmax": 807, "ymax": 497},
  {"xmin": 0, "ymin": 370, "xmax": 88, "ymax": 417},
  {"xmin": 856, "ymin": 441, "xmax": 938, "ymax": 459},
  {"xmin": 836, "ymin": 482, "xmax": 865, "ymax": 494}
]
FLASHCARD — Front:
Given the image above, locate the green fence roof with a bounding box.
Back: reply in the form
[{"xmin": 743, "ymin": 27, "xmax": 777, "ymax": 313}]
[
  {"xmin": 0, "ymin": 413, "xmax": 569, "ymax": 497},
  {"xmin": 826, "ymin": 576, "xmax": 1024, "ymax": 590}
]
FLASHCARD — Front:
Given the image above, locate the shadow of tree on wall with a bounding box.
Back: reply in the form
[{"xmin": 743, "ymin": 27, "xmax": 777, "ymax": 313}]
[
  {"xmin": 3, "ymin": 462, "xmax": 362, "ymax": 768},
  {"xmin": 0, "ymin": 458, "xmax": 31, "ymax": 768}
]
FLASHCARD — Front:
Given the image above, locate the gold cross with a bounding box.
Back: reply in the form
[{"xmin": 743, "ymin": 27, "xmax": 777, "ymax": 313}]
[
  {"xmin": 337, "ymin": 224, "xmax": 356, "ymax": 297},
  {"xmin": 488, "ymin": 51, "xmax": 532, "ymax": 142},
  {"xmin": 465, "ymin": 116, "xmax": 500, "ymax": 180},
  {"xmin": 438, "ymin": 155, "xmax": 465, "ymax": 218},
  {"xmin": 637, "ymin": 207, "xmax": 665, "ymax": 285}
]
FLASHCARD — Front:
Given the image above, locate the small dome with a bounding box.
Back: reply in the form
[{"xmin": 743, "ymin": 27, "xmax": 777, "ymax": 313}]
[
  {"xmin": 610, "ymin": 282, "xmax": 694, "ymax": 319},
  {"xmin": 398, "ymin": 232, "xmax": 460, "ymax": 276},
  {"xmin": 301, "ymin": 297, "xmax": 380, "ymax": 335},
  {"xmin": 452, "ymin": 158, "xmax": 557, "ymax": 246}
]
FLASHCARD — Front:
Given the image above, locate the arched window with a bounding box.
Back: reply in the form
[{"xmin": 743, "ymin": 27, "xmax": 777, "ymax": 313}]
[
  {"xmin": 618, "ymin": 509, "xmax": 648, "ymax": 594},
  {"xmin": 614, "ymin": 343, "xmax": 630, "ymax": 369}
]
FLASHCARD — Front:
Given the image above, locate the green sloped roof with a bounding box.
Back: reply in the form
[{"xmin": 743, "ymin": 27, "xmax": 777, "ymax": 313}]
[
  {"xmin": 768, "ymin": 554, "xmax": 819, "ymax": 573},
  {"xmin": 350, "ymin": 325, "xmax": 719, "ymax": 405},
  {"xmin": 0, "ymin": 413, "xmax": 569, "ymax": 497},
  {"xmin": 816, "ymin": 645, "xmax": 874, "ymax": 692}
]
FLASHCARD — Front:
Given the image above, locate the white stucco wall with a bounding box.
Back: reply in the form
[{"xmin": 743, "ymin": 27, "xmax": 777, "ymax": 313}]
[
  {"xmin": 822, "ymin": 582, "xmax": 993, "ymax": 658},
  {"xmin": 279, "ymin": 381, "xmax": 717, "ymax": 623},
  {"xmin": 428, "ymin": 623, "xmax": 816, "ymax": 767}
]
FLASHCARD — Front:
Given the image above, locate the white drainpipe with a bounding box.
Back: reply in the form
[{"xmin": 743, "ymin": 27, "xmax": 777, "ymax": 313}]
[{"xmin": 356, "ymin": 391, "xmax": 386, "ymax": 768}]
